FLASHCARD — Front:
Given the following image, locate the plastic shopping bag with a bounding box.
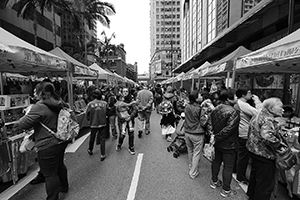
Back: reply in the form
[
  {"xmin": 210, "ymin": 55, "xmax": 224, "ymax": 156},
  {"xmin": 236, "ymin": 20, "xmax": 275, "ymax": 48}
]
[{"xmin": 203, "ymin": 144, "xmax": 215, "ymax": 162}]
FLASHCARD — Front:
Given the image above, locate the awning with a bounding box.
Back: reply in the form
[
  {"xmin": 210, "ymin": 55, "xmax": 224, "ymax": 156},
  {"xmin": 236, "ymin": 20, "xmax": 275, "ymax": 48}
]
[
  {"xmin": 0, "ymin": 27, "xmax": 67, "ymax": 75},
  {"xmin": 89, "ymin": 63, "xmax": 112, "ymax": 79},
  {"xmin": 112, "ymin": 72, "xmax": 125, "ymax": 82},
  {"xmin": 204, "ymin": 46, "xmax": 252, "ymax": 76},
  {"xmin": 188, "ymin": 61, "xmax": 211, "ymax": 79},
  {"xmin": 235, "ymin": 28, "xmax": 300, "ymax": 73},
  {"xmin": 49, "ymin": 47, "xmax": 97, "ymax": 77}
]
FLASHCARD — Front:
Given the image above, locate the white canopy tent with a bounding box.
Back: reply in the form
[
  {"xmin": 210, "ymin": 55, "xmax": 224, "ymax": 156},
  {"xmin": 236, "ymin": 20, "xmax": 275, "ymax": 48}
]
[
  {"xmin": 49, "ymin": 47, "xmax": 97, "ymax": 77},
  {"xmin": 89, "ymin": 63, "xmax": 113, "ymax": 80},
  {"xmin": 235, "ymin": 28, "xmax": 300, "ymax": 74},
  {"xmin": 0, "ymin": 27, "xmax": 67, "ymax": 76}
]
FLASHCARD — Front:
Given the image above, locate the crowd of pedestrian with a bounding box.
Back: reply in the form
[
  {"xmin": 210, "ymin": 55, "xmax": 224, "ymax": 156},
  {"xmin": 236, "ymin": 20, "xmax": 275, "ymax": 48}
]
[{"xmin": 15, "ymin": 78, "xmax": 299, "ymax": 200}]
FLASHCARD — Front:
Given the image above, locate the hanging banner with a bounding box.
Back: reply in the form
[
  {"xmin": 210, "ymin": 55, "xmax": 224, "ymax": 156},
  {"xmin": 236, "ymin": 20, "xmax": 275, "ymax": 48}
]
[
  {"xmin": 0, "ymin": 44, "xmax": 67, "ymax": 71},
  {"xmin": 236, "ymin": 37, "xmax": 300, "ymax": 70}
]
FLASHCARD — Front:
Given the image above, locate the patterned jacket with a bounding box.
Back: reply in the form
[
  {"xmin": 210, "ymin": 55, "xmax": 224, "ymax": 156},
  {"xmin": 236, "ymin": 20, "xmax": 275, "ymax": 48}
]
[{"xmin": 246, "ymin": 108, "xmax": 284, "ymax": 160}]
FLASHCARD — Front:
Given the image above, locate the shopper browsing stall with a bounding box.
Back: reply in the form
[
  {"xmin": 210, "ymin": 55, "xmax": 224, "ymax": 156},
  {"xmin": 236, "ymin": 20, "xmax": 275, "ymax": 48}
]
[{"xmin": 13, "ymin": 82, "xmax": 69, "ymax": 200}]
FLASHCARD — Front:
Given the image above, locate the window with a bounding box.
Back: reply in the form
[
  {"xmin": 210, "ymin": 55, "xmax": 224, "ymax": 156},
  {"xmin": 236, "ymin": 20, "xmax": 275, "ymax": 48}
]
[
  {"xmin": 156, "ymin": 34, "xmax": 159, "ymax": 39},
  {"xmin": 177, "ymin": 21, "xmax": 180, "ymax": 25},
  {"xmin": 156, "ymin": 15, "xmax": 159, "ymax": 19},
  {"xmin": 156, "ymin": 41, "xmax": 160, "ymax": 45},
  {"xmin": 177, "ymin": 34, "xmax": 180, "ymax": 38},
  {"xmin": 177, "ymin": 41, "xmax": 180, "ymax": 45},
  {"xmin": 156, "ymin": 28, "xmax": 159, "ymax": 32},
  {"xmin": 177, "ymin": 14, "xmax": 180, "ymax": 18}
]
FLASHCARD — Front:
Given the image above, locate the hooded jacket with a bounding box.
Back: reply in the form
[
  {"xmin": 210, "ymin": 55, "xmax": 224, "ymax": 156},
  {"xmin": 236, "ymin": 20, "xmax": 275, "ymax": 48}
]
[{"xmin": 14, "ymin": 98, "xmax": 64, "ymax": 152}]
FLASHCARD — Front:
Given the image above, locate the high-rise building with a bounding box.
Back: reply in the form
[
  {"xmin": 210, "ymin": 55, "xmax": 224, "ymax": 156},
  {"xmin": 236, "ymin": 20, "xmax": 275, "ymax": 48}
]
[
  {"xmin": 0, "ymin": 1, "xmax": 61, "ymax": 51},
  {"xmin": 150, "ymin": 0, "xmax": 181, "ymax": 80},
  {"xmin": 181, "ymin": 0, "xmax": 263, "ymax": 64}
]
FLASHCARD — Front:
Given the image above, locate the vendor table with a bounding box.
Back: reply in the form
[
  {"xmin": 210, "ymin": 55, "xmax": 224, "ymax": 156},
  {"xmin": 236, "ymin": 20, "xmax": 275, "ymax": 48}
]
[
  {"xmin": 0, "ymin": 132, "xmax": 36, "ymax": 184},
  {"xmin": 76, "ymin": 112, "xmax": 89, "ymax": 129}
]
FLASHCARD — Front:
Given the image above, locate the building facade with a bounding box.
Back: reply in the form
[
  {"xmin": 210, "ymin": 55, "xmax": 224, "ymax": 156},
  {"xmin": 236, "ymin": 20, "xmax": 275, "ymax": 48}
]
[
  {"xmin": 0, "ymin": 0, "xmax": 61, "ymax": 51},
  {"xmin": 150, "ymin": 0, "xmax": 182, "ymax": 80},
  {"xmin": 61, "ymin": 12, "xmax": 97, "ymax": 65},
  {"xmin": 99, "ymin": 43, "xmax": 138, "ymax": 81},
  {"xmin": 181, "ymin": 0, "xmax": 263, "ymax": 64}
]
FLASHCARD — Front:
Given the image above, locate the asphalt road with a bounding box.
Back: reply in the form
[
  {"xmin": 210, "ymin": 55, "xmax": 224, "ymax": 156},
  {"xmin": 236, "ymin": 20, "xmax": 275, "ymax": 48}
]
[{"xmin": 10, "ymin": 111, "xmax": 293, "ymax": 200}]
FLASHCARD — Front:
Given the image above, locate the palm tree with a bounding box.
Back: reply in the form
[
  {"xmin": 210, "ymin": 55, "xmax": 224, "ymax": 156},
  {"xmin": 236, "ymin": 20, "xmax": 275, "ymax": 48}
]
[
  {"xmin": 98, "ymin": 31, "xmax": 117, "ymax": 69},
  {"xmin": 9, "ymin": 0, "xmax": 115, "ymax": 50}
]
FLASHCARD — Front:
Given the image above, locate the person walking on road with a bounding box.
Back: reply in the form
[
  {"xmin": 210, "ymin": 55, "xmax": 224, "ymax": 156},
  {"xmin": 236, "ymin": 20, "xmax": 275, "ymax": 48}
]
[
  {"xmin": 136, "ymin": 85, "xmax": 154, "ymax": 138},
  {"xmin": 86, "ymin": 89, "xmax": 108, "ymax": 161},
  {"xmin": 116, "ymin": 87, "xmax": 137, "ymax": 155},
  {"xmin": 184, "ymin": 90, "xmax": 206, "ymax": 179},
  {"xmin": 209, "ymin": 89, "xmax": 240, "ymax": 198}
]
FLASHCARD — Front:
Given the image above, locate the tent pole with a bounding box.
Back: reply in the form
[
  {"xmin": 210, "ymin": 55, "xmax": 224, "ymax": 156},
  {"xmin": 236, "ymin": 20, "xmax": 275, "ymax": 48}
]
[
  {"xmin": 0, "ymin": 72, "xmax": 3, "ymax": 95},
  {"xmin": 191, "ymin": 77, "xmax": 195, "ymax": 91},
  {"xmin": 226, "ymin": 71, "xmax": 230, "ymax": 88},
  {"xmin": 67, "ymin": 63, "xmax": 74, "ymax": 110},
  {"xmin": 231, "ymin": 59, "xmax": 237, "ymax": 88}
]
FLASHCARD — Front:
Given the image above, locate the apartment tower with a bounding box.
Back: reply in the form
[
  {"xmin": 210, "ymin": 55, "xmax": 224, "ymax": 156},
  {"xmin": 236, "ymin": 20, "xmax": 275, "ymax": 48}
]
[{"xmin": 150, "ymin": 0, "xmax": 182, "ymax": 80}]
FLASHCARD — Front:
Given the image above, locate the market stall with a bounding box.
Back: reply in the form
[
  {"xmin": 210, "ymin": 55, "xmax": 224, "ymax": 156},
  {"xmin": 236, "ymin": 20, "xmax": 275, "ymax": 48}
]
[
  {"xmin": 0, "ymin": 27, "xmax": 68, "ymax": 184},
  {"xmin": 233, "ymin": 28, "xmax": 300, "ymax": 197},
  {"xmin": 49, "ymin": 47, "xmax": 98, "ymax": 129}
]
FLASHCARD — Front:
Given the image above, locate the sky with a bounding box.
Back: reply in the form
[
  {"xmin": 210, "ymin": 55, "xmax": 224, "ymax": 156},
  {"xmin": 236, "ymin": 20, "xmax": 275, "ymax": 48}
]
[{"xmin": 97, "ymin": 0, "xmax": 150, "ymax": 74}]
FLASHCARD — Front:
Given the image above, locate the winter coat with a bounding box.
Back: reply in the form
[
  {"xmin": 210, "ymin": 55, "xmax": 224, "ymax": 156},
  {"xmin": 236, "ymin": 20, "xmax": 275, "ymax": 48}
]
[
  {"xmin": 246, "ymin": 108, "xmax": 285, "ymax": 161},
  {"xmin": 86, "ymin": 99, "xmax": 107, "ymax": 128},
  {"xmin": 184, "ymin": 102, "xmax": 205, "ymax": 135},
  {"xmin": 14, "ymin": 98, "xmax": 64, "ymax": 152},
  {"xmin": 210, "ymin": 103, "xmax": 240, "ymax": 150}
]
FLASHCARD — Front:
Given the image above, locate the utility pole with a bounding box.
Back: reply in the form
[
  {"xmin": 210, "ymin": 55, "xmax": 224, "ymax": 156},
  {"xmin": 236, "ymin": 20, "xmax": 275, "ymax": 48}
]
[{"xmin": 170, "ymin": 0, "xmax": 174, "ymax": 77}]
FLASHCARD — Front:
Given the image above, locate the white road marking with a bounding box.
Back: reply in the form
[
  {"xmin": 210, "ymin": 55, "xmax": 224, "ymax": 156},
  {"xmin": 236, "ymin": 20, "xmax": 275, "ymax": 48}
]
[
  {"xmin": 65, "ymin": 133, "xmax": 90, "ymax": 153},
  {"xmin": 126, "ymin": 153, "xmax": 144, "ymax": 200}
]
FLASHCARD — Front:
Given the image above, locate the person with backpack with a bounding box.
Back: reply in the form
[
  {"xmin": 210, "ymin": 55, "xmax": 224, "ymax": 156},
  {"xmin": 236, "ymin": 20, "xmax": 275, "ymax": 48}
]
[
  {"xmin": 13, "ymin": 82, "xmax": 70, "ymax": 200},
  {"xmin": 86, "ymin": 89, "xmax": 108, "ymax": 161}
]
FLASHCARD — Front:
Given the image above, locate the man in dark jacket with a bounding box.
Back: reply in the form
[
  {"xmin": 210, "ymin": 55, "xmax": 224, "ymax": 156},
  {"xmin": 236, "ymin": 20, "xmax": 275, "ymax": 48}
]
[
  {"xmin": 209, "ymin": 89, "xmax": 240, "ymax": 198},
  {"xmin": 86, "ymin": 89, "xmax": 108, "ymax": 161}
]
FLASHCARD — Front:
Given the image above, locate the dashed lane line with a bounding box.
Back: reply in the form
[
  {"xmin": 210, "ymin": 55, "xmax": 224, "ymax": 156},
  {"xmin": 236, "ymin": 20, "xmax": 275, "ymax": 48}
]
[{"xmin": 126, "ymin": 153, "xmax": 144, "ymax": 200}]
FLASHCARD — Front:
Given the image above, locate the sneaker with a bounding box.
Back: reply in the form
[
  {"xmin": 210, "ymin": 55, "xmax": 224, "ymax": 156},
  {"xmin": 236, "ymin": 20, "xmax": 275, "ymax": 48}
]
[
  {"xmin": 116, "ymin": 145, "xmax": 121, "ymax": 152},
  {"xmin": 167, "ymin": 136, "xmax": 172, "ymax": 142},
  {"xmin": 87, "ymin": 149, "xmax": 93, "ymax": 156},
  {"xmin": 138, "ymin": 131, "xmax": 142, "ymax": 138},
  {"xmin": 128, "ymin": 148, "xmax": 136, "ymax": 155},
  {"xmin": 145, "ymin": 131, "xmax": 150, "ymax": 135},
  {"xmin": 210, "ymin": 179, "xmax": 222, "ymax": 189},
  {"xmin": 100, "ymin": 155, "xmax": 106, "ymax": 161},
  {"xmin": 220, "ymin": 189, "xmax": 237, "ymax": 198}
]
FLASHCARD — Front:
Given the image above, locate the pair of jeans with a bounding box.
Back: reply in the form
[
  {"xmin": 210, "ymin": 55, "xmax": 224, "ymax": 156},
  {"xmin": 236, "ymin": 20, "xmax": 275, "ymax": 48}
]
[
  {"xmin": 185, "ymin": 133, "xmax": 205, "ymax": 178},
  {"xmin": 89, "ymin": 127, "xmax": 106, "ymax": 156},
  {"xmin": 109, "ymin": 115, "xmax": 117, "ymax": 138},
  {"xmin": 137, "ymin": 111, "xmax": 151, "ymax": 134},
  {"xmin": 247, "ymin": 155, "xmax": 276, "ymax": 200},
  {"xmin": 237, "ymin": 137, "xmax": 250, "ymax": 182},
  {"xmin": 37, "ymin": 142, "xmax": 68, "ymax": 200},
  {"xmin": 211, "ymin": 148, "xmax": 236, "ymax": 191},
  {"xmin": 118, "ymin": 120, "xmax": 134, "ymax": 149}
]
